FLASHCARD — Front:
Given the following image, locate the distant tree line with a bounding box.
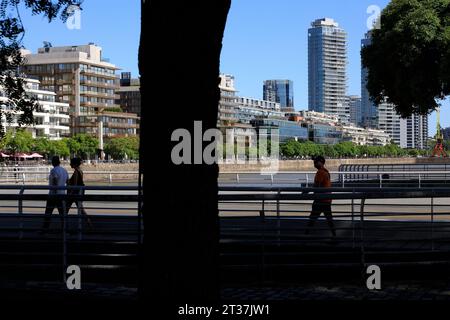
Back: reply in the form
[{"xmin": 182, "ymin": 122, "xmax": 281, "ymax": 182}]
[
  {"xmin": 0, "ymin": 129, "xmax": 139, "ymax": 160},
  {"xmin": 280, "ymin": 140, "xmax": 429, "ymax": 159}
]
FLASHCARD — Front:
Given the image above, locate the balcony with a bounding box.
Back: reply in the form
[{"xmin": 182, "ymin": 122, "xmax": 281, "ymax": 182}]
[
  {"xmin": 81, "ymin": 91, "xmax": 116, "ymax": 99},
  {"xmin": 104, "ymin": 122, "xmax": 139, "ymax": 129},
  {"xmin": 80, "ymin": 79, "xmax": 119, "ymax": 89},
  {"xmin": 80, "ymin": 69, "xmax": 118, "ymax": 79}
]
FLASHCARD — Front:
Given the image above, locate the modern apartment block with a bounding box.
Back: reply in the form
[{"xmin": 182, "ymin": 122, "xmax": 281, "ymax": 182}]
[
  {"xmin": 308, "ymin": 18, "xmax": 349, "ymax": 123},
  {"xmin": 347, "ymin": 95, "xmax": 362, "ymax": 126},
  {"xmin": 263, "ymin": 80, "xmax": 294, "ymax": 112},
  {"xmin": 235, "ymin": 97, "xmax": 284, "ymax": 124},
  {"xmin": 218, "ymin": 74, "xmax": 239, "ymax": 126},
  {"xmin": 21, "ymin": 44, "xmax": 139, "ymax": 140},
  {"xmin": 341, "ymin": 125, "xmax": 390, "ymax": 146},
  {"xmin": 116, "ymin": 72, "xmax": 141, "ymax": 116},
  {"xmin": 0, "ymin": 78, "xmax": 70, "ymax": 139},
  {"xmin": 377, "ymin": 102, "xmax": 428, "ymax": 149},
  {"xmin": 401, "ymin": 115, "xmax": 428, "ymax": 150}
]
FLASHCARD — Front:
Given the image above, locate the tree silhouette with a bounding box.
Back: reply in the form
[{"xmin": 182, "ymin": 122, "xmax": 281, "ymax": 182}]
[{"xmin": 140, "ymin": 0, "xmax": 231, "ymax": 304}]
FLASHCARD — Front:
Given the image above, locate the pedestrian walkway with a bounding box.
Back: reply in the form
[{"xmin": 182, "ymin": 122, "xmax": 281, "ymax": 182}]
[{"xmin": 222, "ymin": 281, "xmax": 450, "ymax": 300}]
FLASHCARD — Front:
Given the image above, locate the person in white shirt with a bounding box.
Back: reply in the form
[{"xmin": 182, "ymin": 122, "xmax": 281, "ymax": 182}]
[{"xmin": 40, "ymin": 156, "xmax": 69, "ymax": 233}]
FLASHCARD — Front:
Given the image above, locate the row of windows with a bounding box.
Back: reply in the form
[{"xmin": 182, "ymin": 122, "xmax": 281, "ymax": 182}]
[
  {"xmin": 27, "ymin": 93, "xmax": 55, "ymax": 102},
  {"xmin": 80, "ymin": 75, "xmax": 115, "ymax": 84},
  {"xmin": 100, "ymin": 117, "xmax": 136, "ymax": 124},
  {"xmin": 80, "ymin": 96, "xmax": 114, "ymax": 104},
  {"xmin": 25, "ymin": 64, "xmax": 77, "ymax": 74},
  {"xmin": 80, "ymin": 86, "xmax": 114, "ymax": 94},
  {"xmin": 104, "ymin": 128, "xmax": 135, "ymax": 134},
  {"xmin": 77, "ymin": 127, "xmax": 135, "ymax": 135},
  {"xmin": 80, "ymin": 64, "xmax": 115, "ymax": 75}
]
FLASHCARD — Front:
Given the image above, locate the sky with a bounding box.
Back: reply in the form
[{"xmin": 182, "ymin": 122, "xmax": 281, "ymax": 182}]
[
  {"xmin": 220, "ymin": 0, "xmax": 448, "ymax": 137},
  {"xmin": 17, "ymin": 0, "xmax": 140, "ymax": 78}
]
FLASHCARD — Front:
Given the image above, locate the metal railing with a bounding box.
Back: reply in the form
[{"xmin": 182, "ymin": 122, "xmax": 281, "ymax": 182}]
[
  {"xmin": 0, "ymin": 185, "xmax": 142, "ymax": 286},
  {"xmin": 219, "ymin": 186, "xmax": 450, "ymax": 280},
  {"xmin": 219, "ymin": 171, "xmax": 450, "ymax": 188},
  {"xmin": 0, "ymin": 167, "xmax": 139, "ymax": 184}
]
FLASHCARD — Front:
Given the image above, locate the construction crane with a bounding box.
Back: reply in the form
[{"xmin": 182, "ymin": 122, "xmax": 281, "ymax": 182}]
[{"xmin": 431, "ymin": 107, "xmax": 447, "ymax": 157}]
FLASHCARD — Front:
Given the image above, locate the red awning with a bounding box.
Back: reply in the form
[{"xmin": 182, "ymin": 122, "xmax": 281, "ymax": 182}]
[
  {"xmin": 29, "ymin": 153, "xmax": 44, "ymax": 158},
  {"xmin": 13, "ymin": 153, "xmax": 33, "ymax": 159}
]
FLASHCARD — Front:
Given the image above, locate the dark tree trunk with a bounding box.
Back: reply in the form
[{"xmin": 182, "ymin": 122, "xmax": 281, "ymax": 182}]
[{"xmin": 139, "ymin": 0, "xmax": 231, "ymax": 304}]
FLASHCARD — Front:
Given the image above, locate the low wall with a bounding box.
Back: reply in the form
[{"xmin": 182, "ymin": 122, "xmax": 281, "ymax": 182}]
[
  {"xmin": 219, "ymin": 157, "xmax": 450, "ymax": 172},
  {"xmin": 71, "ymin": 162, "xmax": 139, "ymax": 182}
]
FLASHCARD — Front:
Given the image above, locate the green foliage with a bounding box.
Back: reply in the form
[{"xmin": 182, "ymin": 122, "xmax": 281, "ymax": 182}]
[
  {"xmin": 69, "ymin": 134, "xmax": 99, "ymax": 159},
  {"xmin": 361, "ymin": 0, "xmax": 450, "ymax": 116},
  {"xmin": 0, "ymin": 132, "xmax": 135, "ymax": 160},
  {"xmin": 104, "ymin": 136, "xmax": 140, "ymax": 160},
  {"xmin": 280, "ymin": 140, "xmax": 426, "ymax": 158},
  {"xmin": 47, "ymin": 139, "xmax": 70, "ymax": 158},
  {"xmin": 4, "ymin": 129, "xmax": 33, "ymax": 153}
]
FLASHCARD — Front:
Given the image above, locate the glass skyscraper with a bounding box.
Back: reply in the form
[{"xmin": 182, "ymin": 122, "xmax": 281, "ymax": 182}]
[
  {"xmin": 263, "ymin": 80, "xmax": 294, "ymax": 112},
  {"xmin": 308, "ymin": 18, "xmax": 348, "ymax": 123}
]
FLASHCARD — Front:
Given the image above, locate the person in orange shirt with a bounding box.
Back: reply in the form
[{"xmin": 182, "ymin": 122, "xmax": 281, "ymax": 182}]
[{"xmin": 304, "ymin": 156, "xmax": 336, "ymax": 237}]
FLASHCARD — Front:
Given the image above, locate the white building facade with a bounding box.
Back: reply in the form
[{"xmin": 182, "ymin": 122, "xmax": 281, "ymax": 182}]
[
  {"xmin": 341, "ymin": 125, "xmax": 390, "ymax": 146},
  {"xmin": 0, "ymin": 78, "xmax": 70, "ymax": 139}
]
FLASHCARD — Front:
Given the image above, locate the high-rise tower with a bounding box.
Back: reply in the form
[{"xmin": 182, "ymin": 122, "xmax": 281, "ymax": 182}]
[{"xmin": 308, "ymin": 18, "xmax": 348, "ymax": 123}]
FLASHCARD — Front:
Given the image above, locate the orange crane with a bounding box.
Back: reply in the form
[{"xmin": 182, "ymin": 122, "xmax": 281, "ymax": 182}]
[{"xmin": 431, "ymin": 107, "xmax": 448, "ymax": 157}]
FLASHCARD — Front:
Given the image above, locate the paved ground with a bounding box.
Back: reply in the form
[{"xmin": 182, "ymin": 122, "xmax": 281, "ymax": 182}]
[
  {"xmin": 221, "ymin": 282, "xmax": 450, "ymax": 300},
  {"xmin": 0, "ymin": 280, "xmax": 138, "ymax": 301}
]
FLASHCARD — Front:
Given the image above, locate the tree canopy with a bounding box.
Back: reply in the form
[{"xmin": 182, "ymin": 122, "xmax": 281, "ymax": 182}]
[
  {"xmin": 279, "ymin": 139, "xmax": 427, "ymax": 158},
  {"xmin": 361, "ymin": 0, "xmax": 450, "ymax": 117},
  {"xmin": 104, "ymin": 136, "xmax": 139, "ymax": 160},
  {"xmin": 0, "ymin": 131, "xmax": 131, "ymax": 160}
]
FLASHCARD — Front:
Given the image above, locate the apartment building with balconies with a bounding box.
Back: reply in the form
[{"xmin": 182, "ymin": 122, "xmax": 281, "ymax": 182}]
[
  {"xmin": 21, "ymin": 44, "xmax": 139, "ymax": 139},
  {"xmin": 0, "ymin": 78, "xmax": 70, "ymax": 139},
  {"xmin": 308, "ymin": 18, "xmax": 349, "ymax": 123}
]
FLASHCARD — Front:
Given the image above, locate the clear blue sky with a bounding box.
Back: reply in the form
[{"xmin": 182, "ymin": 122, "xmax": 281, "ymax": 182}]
[
  {"xmin": 220, "ymin": 0, "xmax": 447, "ymax": 137},
  {"xmin": 18, "ymin": 0, "xmax": 140, "ymax": 78}
]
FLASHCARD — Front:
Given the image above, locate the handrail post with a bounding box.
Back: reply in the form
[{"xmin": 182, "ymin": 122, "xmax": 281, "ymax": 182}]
[
  {"xmin": 277, "ymin": 189, "xmax": 281, "ymax": 246},
  {"xmin": 360, "ymin": 198, "xmax": 366, "ymax": 278},
  {"xmin": 431, "ymin": 197, "xmax": 434, "ymax": 251},
  {"xmin": 351, "ymin": 197, "xmax": 355, "ymax": 249},
  {"xmin": 18, "ymin": 186, "xmax": 25, "ymax": 239},
  {"xmin": 109, "ymin": 171, "xmax": 113, "ymax": 185},
  {"xmin": 418, "ymin": 174, "xmax": 421, "ymax": 188},
  {"xmin": 22, "ymin": 172, "xmax": 25, "ymax": 185},
  {"xmin": 236, "ymin": 173, "xmax": 239, "ymax": 184},
  {"xmin": 342, "ymin": 174, "xmax": 345, "ymax": 188},
  {"xmin": 260, "ymin": 198, "xmax": 266, "ymax": 285},
  {"xmin": 306, "ymin": 173, "xmax": 309, "ymax": 187},
  {"xmin": 62, "ymin": 197, "xmax": 67, "ymax": 284},
  {"xmin": 77, "ymin": 187, "xmax": 82, "ymax": 241},
  {"xmin": 379, "ymin": 174, "xmax": 382, "ymax": 189}
]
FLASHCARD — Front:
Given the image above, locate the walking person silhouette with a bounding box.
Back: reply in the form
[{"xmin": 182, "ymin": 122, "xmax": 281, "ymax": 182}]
[
  {"xmin": 66, "ymin": 157, "xmax": 93, "ymax": 229},
  {"xmin": 40, "ymin": 156, "xmax": 68, "ymax": 233},
  {"xmin": 304, "ymin": 156, "xmax": 336, "ymax": 237}
]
